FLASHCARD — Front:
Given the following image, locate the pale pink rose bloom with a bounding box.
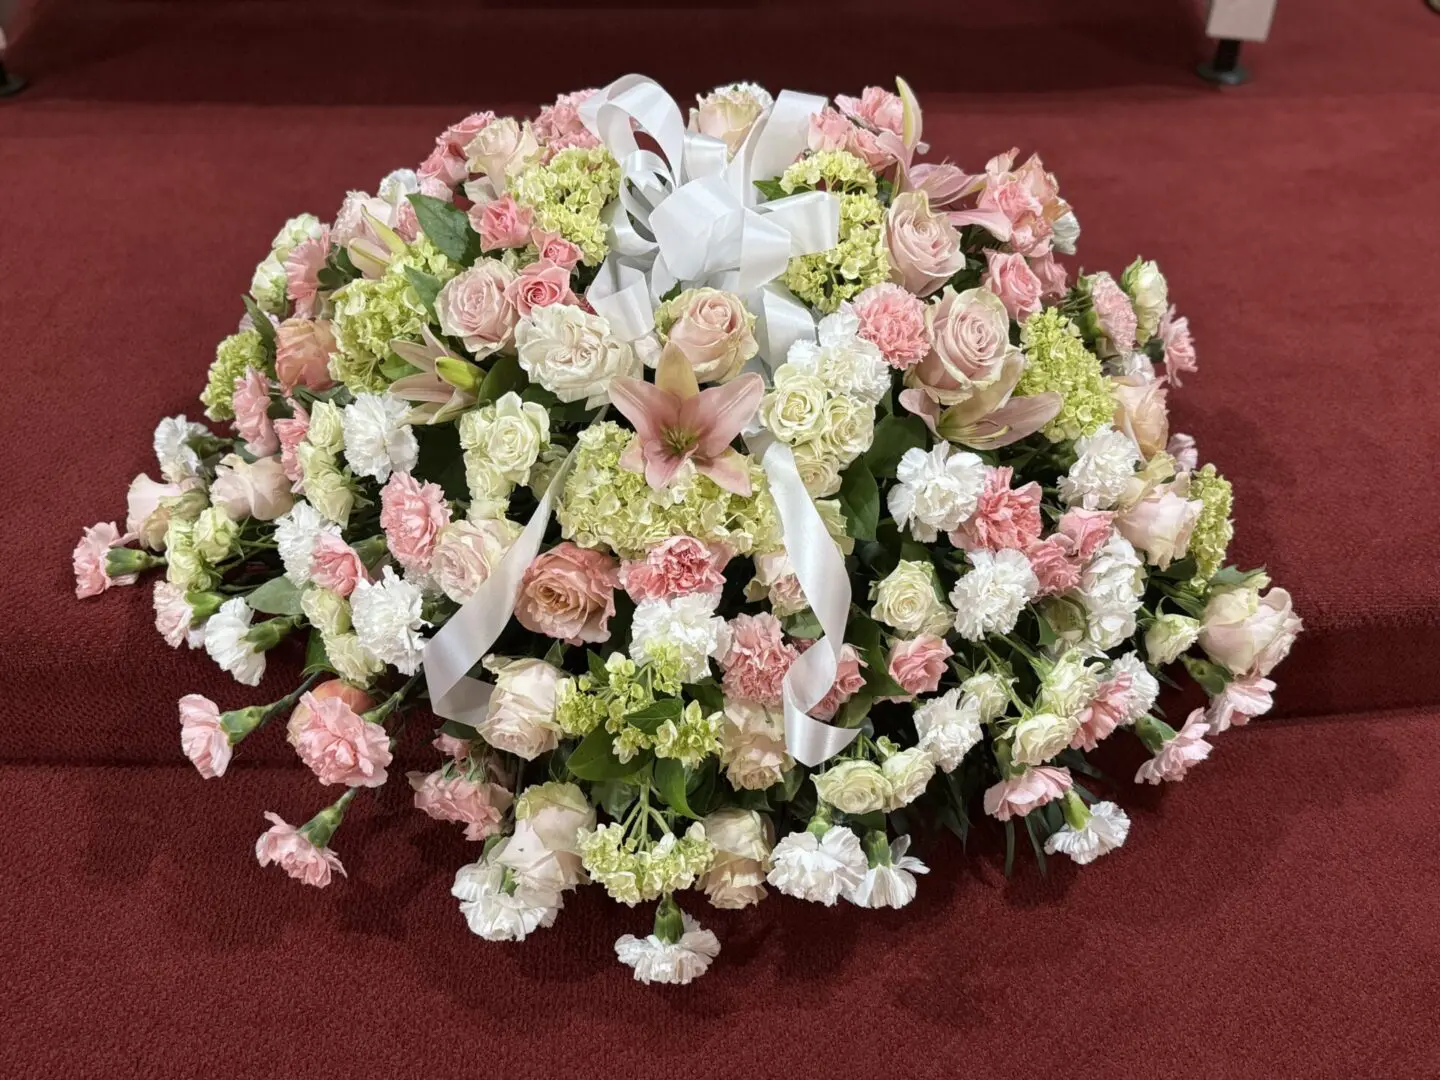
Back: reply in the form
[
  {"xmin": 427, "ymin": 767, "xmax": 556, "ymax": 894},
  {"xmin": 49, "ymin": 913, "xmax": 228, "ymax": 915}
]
[
  {"xmin": 909, "ymin": 286, "xmax": 1012, "ymax": 405},
  {"xmin": 291, "ymin": 690, "xmax": 392, "ymax": 788},
  {"xmin": 950, "ymin": 465, "xmax": 1042, "ymax": 552},
  {"xmin": 178, "ymin": 693, "xmax": 231, "ymax": 779},
  {"xmin": 473, "ymin": 194, "xmax": 534, "ymax": 251},
  {"xmin": 274, "ymin": 401, "xmax": 309, "ymax": 488},
  {"xmin": 1135, "ymin": 710, "xmax": 1212, "ymax": 784},
  {"xmin": 432, "ymin": 519, "xmax": 519, "ymax": 604},
  {"xmin": 852, "ymin": 283, "xmax": 930, "ymax": 370},
  {"xmin": 308, "ymin": 532, "xmax": 370, "ymax": 597},
  {"xmin": 719, "ymin": 612, "xmax": 799, "ymax": 707},
  {"xmin": 1029, "ymin": 252, "xmax": 1069, "ymax": 298},
  {"xmin": 809, "ymin": 642, "xmax": 866, "ymax": 721},
  {"xmin": 1199, "ymin": 586, "xmax": 1303, "ymax": 678},
  {"xmin": 73, "ymin": 521, "xmax": 136, "ymax": 599},
  {"xmin": 1116, "ymin": 483, "xmax": 1202, "ymax": 570},
  {"xmin": 533, "ymin": 89, "xmax": 599, "ymax": 153},
  {"xmin": 1157, "ymin": 305, "xmax": 1197, "ymax": 386},
  {"xmin": 886, "ymin": 191, "xmax": 964, "ymax": 296},
  {"xmin": 274, "ymin": 318, "xmax": 336, "ymax": 395},
  {"xmin": 286, "ymin": 679, "xmax": 378, "ymax": 747},
  {"xmin": 806, "ymin": 107, "xmax": 853, "ymax": 153},
  {"xmin": 689, "ymin": 88, "xmax": 768, "ymax": 156},
  {"xmin": 504, "ymin": 258, "xmax": 579, "ymax": 317},
  {"xmin": 982, "ymin": 250, "xmax": 1043, "ymax": 321},
  {"xmin": 255, "ymin": 812, "xmax": 345, "ymax": 888},
  {"xmin": 531, "ymin": 229, "xmax": 583, "ymax": 271},
  {"xmin": 435, "ymin": 261, "xmax": 519, "ymax": 358},
  {"xmin": 379, "ymin": 472, "xmax": 451, "ymax": 574},
  {"xmin": 232, "ymin": 367, "xmax": 279, "ymax": 456},
  {"xmin": 284, "ymin": 229, "xmax": 330, "ymax": 319},
  {"xmin": 750, "ymin": 550, "xmax": 808, "ymax": 617},
  {"xmin": 1089, "ymin": 272, "xmax": 1138, "ymax": 356},
  {"xmin": 466, "ymin": 117, "xmax": 540, "ymax": 192},
  {"xmin": 420, "ymin": 111, "xmax": 495, "ymax": 186},
  {"xmin": 1024, "ymin": 536, "xmax": 1083, "ymax": 597},
  {"xmin": 664, "ymin": 289, "xmax": 758, "ymax": 384},
  {"xmin": 515, "ymin": 542, "xmax": 620, "ymax": 645},
  {"xmin": 210, "ymin": 455, "xmax": 295, "ymax": 521},
  {"xmin": 887, "ymin": 635, "xmax": 953, "ymax": 696},
  {"xmin": 1071, "ymin": 672, "xmax": 1134, "ymax": 751},
  {"xmin": 620, "ymin": 536, "xmax": 729, "ymax": 603},
  {"xmin": 1055, "ymin": 508, "xmax": 1115, "ymax": 561},
  {"xmin": 1206, "ymin": 674, "xmax": 1276, "ymax": 733},
  {"xmin": 126, "ymin": 473, "xmax": 183, "ymax": 550},
  {"xmin": 1167, "ymin": 432, "xmax": 1198, "ymax": 472},
  {"xmin": 983, "ymin": 766, "xmax": 1072, "ymax": 820},
  {"xmin": 1111, "ymin": 373, "xmax": 1170, "ymax": 459},
  {"xmin": 418, "ymin": 143, "xmax": 463, "ymax": 188},
  {"xmin": 835, "ymin": 87, "xmax": 904, "ymax": 136},
  {"xmin": 408, "ymin": 770, "xmax": 513, "ymax": 841},
  {"xmin": 432, "ymin": 732, "xmax": 473, "ymax": 760}
]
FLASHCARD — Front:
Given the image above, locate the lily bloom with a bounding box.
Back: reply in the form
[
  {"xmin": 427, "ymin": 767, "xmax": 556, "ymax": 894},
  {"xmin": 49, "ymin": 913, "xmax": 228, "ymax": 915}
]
[
  {"xmin": 608, "ymin": 344, "xmax": 764, "ymax": 496},
  {"xmin": 388, "ymin": 325, "xmax": 480, "ymax": 425}
]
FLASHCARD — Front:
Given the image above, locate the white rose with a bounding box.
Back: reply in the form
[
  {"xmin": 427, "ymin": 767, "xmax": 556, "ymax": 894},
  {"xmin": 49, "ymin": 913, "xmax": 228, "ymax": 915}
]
[
  {"xmin": 761, "ymin": 365, "xmax": 830, "ymax": 444},
  {"xmin": 1011, "ymin": 712, "xmax": 1077, "ymax": 767},
  {"xmin": 814, "ymin": 760, "xmax": 893, "ymax": 815},
  {"xmin": 819, "ymin": 395, "xmax": 876, "ymax": 465},
  {"xmin": 960, "ymin": 672, "xmax": 1012, "ymax": 723},
  {"xmin": 306, "ymin": 400, "xmax": 346, "ymax": 454},
  {"xmin": 464, "ymin": 457, "xmax": 513, "ymax": 521},
  {"xmin": 458, "ymin": 392, "xmax": 550, "ymax": 486},
  {"xmin": 271, "ymin": 212, "xmax": 324, "ymax": 258},
  {"xmin": 870, "ymin": 559, "xmax": 953, "ymax": 637},
  {"xmin": 791, "ymin": 441, "xmax": 843, "ymax": 498},
  {"xmin": 249, "ymin": 252, "xmax": 288, "ymax": 315},
  {"xmin": 515, "ymin": 781, "xmax": 596, "ymax": 854},
  {"xmin": 192, "ymin": 506, "xmax": 238, "ymax": 563},
  {"xmin": 1121, "ymin": 257, "xmax": 1169, "ymax": 343},
  {"xmin": 515, "ymin": 303, "xmax": 640, "ymax": 407},
  {"xmin": 698, "ymin": 808, "xmax": 773, "ymax": 909},
  {"xmin": 1145, "ymin": 613, "xmax": 1200, "ymax": 666},
  {"xmin": 478, "ymin": 657, "xmax": 564, "ymax": 760},
  {"xmin": 689, "ymin": 83, "xmax": 772, "ymax": 157},
  {"xmin": 432, "ymin": 518, "xmax": 522, "ymax": 604},
  {"xmin": 720, "ymin": 700, "xmax": 791, "ymax": 791},
  {"xmin": 881, "ymin": 747, "xmax": 936, "ymax": 810}
]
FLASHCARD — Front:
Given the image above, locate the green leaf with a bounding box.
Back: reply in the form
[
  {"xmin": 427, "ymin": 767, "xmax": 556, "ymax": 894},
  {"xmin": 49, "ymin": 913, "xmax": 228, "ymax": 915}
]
[
  {"xmin": 837, "ymin": 459, "xmax": 879, "ymax": 542},
  {"xmin": 379, "ymin": 354, "xmax": 421, "ymax": 382},
  {"xmin": 865, "ymin": 414, "xmax": 926, "ymax": 478},
  {"xmin": 245, "ymin": 576, "xmax": 304, "ymax": 616},
  {"xmin": 1033, "ymin": 605, "xmax": 1058, "ymax": 648},
  {"xmin": 301, "ymin": 630, "xmax": 335, "ymax": 677},
  {"xmin": 684, "ymin": 679, "xmax": 725, "ymax": 715},
  {"xmin": 773, "ymin": 766, "xmax": 806, "ymax": 804},
  {"xmin": 593, "ymin": 779, "xmax": 640, "ymax": 819},
  {"xmin": 782, "ymin": 609, "xmax": 824, "ymax": 639},
  {"xmin": 1210, "ymin": 564, "xmax": 1267, "ymax": 588},
  {"xmin": 440, "ymin": 719, "xmax": 478, "ymax": 740},
  {"xmin": 653, "ymin": 757, "xmax": 699, "ymax": 819},
  {"xmin": 474, "ymin": 353, "xmax": 527, "ymax": 405},
  {"xmin": 753, "ymin": 178, "xmax": 789, "ymax": 201},
  {"xmin": 564, "ymin": 727, "xmax": 648, "ymax": 781},
  {"xmin": 586, "ymin": 650, "xmax": 610, "ymax": 684},
  {"xmin": 403, "ymin": 266, "xmax": 443, "ymax": 314},
  {"xmin": 1004, "ymin": 819, "xmax": 1016, "ymax": 877},
  {"xmin": 407, "ymin": 193, "xmax": 482, "ymax": 265},
  {"xmin": 623, "ymin": 698, "xmax": 684, "ymax": 735},
  {"xmin": 847, "ymin": 615, "xmax": 906, "ymax": 699},
  {"xmin": 543, "ymin": 640, "xmax": 568, "ymax": 667},
  {"xmin": 315, "ymin": 247, "xmax": 359, "ymax": 292},
  {"xmin": 1023, "ymin": 811, "xmax": 1049, "ymax": 878},
  {"xmin": 242, "ymin": 295, "xmax": 277, "ymax": 352}
]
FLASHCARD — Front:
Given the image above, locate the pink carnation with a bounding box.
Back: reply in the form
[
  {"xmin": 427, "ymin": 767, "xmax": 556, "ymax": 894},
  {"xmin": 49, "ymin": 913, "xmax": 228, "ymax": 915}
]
[
  {"xmin": 379, "ymin": 472, "xmax": 451, "ymax": 574},
  {"xmin": 1071, "ymin": 672, "xmax": 1134, "ymax": 751},
  {"xmin": 532, "ymin": 229, "xmax": 583, "ymax": 271},
  {"xmin": 1024, "ymin": 536, "xmax": 1082, "ymax": 597},
  {"xmin": 515, "ymin": 542, "xmax": 619, "ymax": 645},
  {"xmin": 835, "ymin": 86, "xmax": 904, "ymax": 136},
  {"xmin": 255, "ymin": 812, "xmax": 345, "ymax": 888},
  {"xmin": 274, "ymin": 401, "xmax": 309, "ymax": 489},
  {"xmin": 852, "ymin": 282, "xmax": 931, "ymax": 370},
  {"xmin": 1056, "ymin": 508, "xmax": 1114, "ymax": 561},
  {"xmin": 274, "ymin": 319, "xmax": 336, "ymax": 395},
  {"xmin": 232, "ymin": 367, "xmax": 278, "ymax": 457},
  {"xmin": 73, "ymin": 521, "xmax": 136, "ymax": 599},
  {"xmin": 408, "ymin": 769, "xmax": 514, "ymax": 841},
  {"xmin": 291, "ymin": 690, "xmax": 392, "ymax": 788},
  {"xmin": 504, "ymin": 258, "xmax": 579, "ymax": 317},
  {"xmin": 887, "ymin": 635, "xmax": 952, "ymax": 697},
  {"xmin": 1090, "ymin": 272, "xmax": 1138, "ymax": 356},
  {"xmin": 809, "ymin": 643, "xmax": 867, "ymax": 721},
  {"xmin": 950, "ymin": 466, "xmax": 1042, "ymax": 552},
  {"xmin": 977, "ymin": 150, "xmax": 1060, "ymax": 256},
  {"xmin": 1135, "ymin": 710, "xmax": 1213, "ymax": 784},
  {"xmin": 534, "ymin": 89, "xmax": 599, "ymax": 153},
  {"xmin": 1157, "ymin": 305, "xmax": 1197, "ymax": 386},
  {"xmin": 309, "ymin": 532, "xmax": 370, "ymax": 597},
  {"xmin": 284, "ymin": 229, "xmax": 330, "ymax": 319},
  {"xmin": 420, "ymin": 111, "xmax": 495, "ymax": 186},
  {"xmin": 1206, "ymin": 674, "xmax": 1275, "ymax": 733},
  {"xmin": 178, "ymin": 693, "xmax": 230, "ymax": 779},
  {"xmin": 719, "ymin": 612, "xmax": 798, "ymax": 707},
  {"xmin": 982, "ymin": 766, "xmax": 1072, "ymax": 821},
  {"xmin": 620, "ymin": 536, "xmax": 729, "ymax": 603},
  {"xmin": 473, "ymin": 194, "xmax": 534, "ymax": 251}
]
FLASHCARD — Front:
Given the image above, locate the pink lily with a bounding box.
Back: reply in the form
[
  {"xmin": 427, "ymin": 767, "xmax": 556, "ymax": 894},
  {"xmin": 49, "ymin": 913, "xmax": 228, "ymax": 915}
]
[
  {"xmin": 608, "ymin": 345, "xmax": 764, "ymax": 496},
  {"xmin": 899, "ymin": 351, "xmax": 1061, "ymax": 450}
]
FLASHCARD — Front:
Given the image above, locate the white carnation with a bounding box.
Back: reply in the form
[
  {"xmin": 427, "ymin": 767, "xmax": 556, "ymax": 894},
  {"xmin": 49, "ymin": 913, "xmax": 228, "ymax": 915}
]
[
  {"xmin": 1079, "ymin": 534, "xmax": 1145, "ymax": 650},
  {"xmin": 628, "ymin": 593, "xmax": 729, "ymax": 684},
  {"xmin": 888, "ymin": 443, "xmax": 987, "ymax": 542},
  {"xmin": 615, "ymin": 913, "xmax": 721, "ymax": 986},
  {"xmin": 249, "ymin": 252, "xmax": 288, "ymax": 315},
  {"xmin": 766, "ymin": 826, "xmax": 867, "ymax": 906},
  {"xmin": 785, "ymin": 308, "xmax": 892, "ymax": 405},
  {"xmin": 342, "ymin": 393, "xmax": 418, "ymax": 483},
  {"xmin": 153, "ymin": 415, "xmax": 209, "ymax": 483},
  {"xmin": 204, "ymin": 598, "xmax": 265, "ymax": 686},
  {"xmin": 1059, "ymin": 424, "xmax": 1141, "ymax": 510},
  {"xmin": 1052, "ymin": 210, "xmax": 1080, "ymax": 256},
  {"xmin": 913, "ymin": 688, "xmax": 984, "ymax": 771},
  {"xmin": 949, "ymin": 548, "xmax": 1039, "ymax": 641},
  {"xmin": 844, "ymin": 835, "xmax": 929, "ymax": 909},
  {"xmin": 349, "ymin": 566, "xmax": 428, "ymax": 675},
  {"xmin": 1044, "ymin": 801, "xmax": 1130, "ymax": 865},
  {"xmin": 1110, "ymin": 651, "xmax": 1159, "ymax": 722},
  {"xmin": 515, "ymin": 303, "xmax": 640, "ymax": 407},
  {"xmin": 274, "ymin": 501, "xmax": 338, "ymax": 585},
  {"xmin": 452, "ymin": 845, "xmax": 562, "ymax": 942}
]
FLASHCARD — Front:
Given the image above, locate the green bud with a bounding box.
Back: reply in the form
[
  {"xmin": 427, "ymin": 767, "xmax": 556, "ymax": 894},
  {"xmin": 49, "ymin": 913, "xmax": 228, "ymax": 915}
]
[
  {"xmin": 219, "ymin": 705, "xmax": 269, "ymax": 745},
  {"xmin": 184, "ymin": 590, "xmax": 225, "ymax": 622},
  {"xmin": 105, "ymin": 547, "xmax": 165, "ymax": 576},
  {"xmin": 1134, "ymin": 714, "xmax": 1176, "ymax": 755},
  {"xmin": 244, "ymin": 614, "xmax": 300, "ymax": 653},
  {"xmin": 653, "ymin": 894, "xmax": 685, "ymax": 945},
  {"xmin": 861, "ymin": 829, "xmax": 892, "ymax": 869},
  {"xmin": 349, "ymin": 534, "xmax": 389, "ymax": 571},
  {"xmin": 162, "ymin": 487, "xmax": 210, "ymax": 524},
  {"xmin": 1060, "ymin": 790, "xmax": 1091, "ymax": 832},
  {"xmin": 301, "ymin": 788, "xmax": 356, "ymax": 849},
  {"xmin": 435, "ymin": 356, "xmax": 481, "ymax": 393},
  {"xmin": 1182, "ymin": 655, "xmax": 1231, "ymax": 697}
]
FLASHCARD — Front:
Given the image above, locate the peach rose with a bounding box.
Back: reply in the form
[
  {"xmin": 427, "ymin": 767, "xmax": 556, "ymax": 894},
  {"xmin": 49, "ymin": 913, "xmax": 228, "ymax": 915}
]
[
  {"xmin": 531, "ymin": 229, "xmax": 583, "ymax": 271},
  {"xmin": 432, "ymin": 518, "xmax": 522, "ymax": 604},
  {"xmin": 661, "ymin": 287, "xmax": 758, "ymax": 383},
  {"xmin": 1112, "ymin": 373, "xmax": 1170, "ymax": 459},
  {"xmin": 515, "ymin": 542, "xmax": 619, "ymax": 645},
  {"xmin": 886, "ymin": 191, "xmax": 964, "ymax": 296},
  {"xmin": 1115, "ymin": 482, "xmax": 1202, "ymax": 570},
  {"xmin": 435, "ymin": 261, "xmax": 519, "ymax": 358},
  {"xmin": 275, "ymin": 318, "xmax": 337, "ymax": 395}
]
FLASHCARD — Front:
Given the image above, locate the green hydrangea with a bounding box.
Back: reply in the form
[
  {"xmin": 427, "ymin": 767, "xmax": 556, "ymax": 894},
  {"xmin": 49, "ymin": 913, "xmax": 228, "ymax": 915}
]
[
  {"xmin": 511, "ymin": 147, "xmax": 621, "ymax": 267},
  {"xmin": 654, "ymin": 703, "xmax": 723, "ymax": 769},
  {"xmin": 329, "ymin": 263, "xmax": 427, "ymax": 393},
  {"xmin": 778, "ymin": 151, "xmax": 887, "ymax": 313},
  {"xmin": 557, "ymin": 422, "xmax": 780, "ymax": 558},
  {"xmin": 553, "ymin": 653, "xmax": 666, "ymax": 748},
  {"xmin": 201, "ymin": 330, "xmax": 267, "ymax": 421},
  {"xmin": 389, "ymin": 234, "xmax": 458, "ymax": 281},
  {"xmin": 577, "ymin": 822, "xmax": 715, "ymax": 906},
  {"xmin": 1186, "ymin": 464, "xmax": 1234, "ymax": 586},
  {"xmin": 1016, "ymin": 309, "xmax": 1114, "ymax": 442}
]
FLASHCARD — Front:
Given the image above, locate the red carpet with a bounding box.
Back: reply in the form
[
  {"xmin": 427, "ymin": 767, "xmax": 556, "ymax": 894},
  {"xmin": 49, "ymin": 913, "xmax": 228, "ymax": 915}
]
[{"xmin": 2, "ymin": 0, "xmax": 1439, "ymax": 1074}]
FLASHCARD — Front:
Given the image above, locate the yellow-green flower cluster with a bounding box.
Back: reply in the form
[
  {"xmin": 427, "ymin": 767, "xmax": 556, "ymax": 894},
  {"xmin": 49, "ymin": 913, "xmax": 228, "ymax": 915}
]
[
  {"xmin": 201, "ymin": 330, "xmax": 268, "ymax": 421},
  {"xmin": 576, "ymin": 821, "xmax": 714, "ymax": 905},
  {"xmin": 654, "ymin": 703, "xmax": 723, "ymax": 769},
  {"xmin": 1187, "ymin": 463, "xmax": 1234, "ymax": 586},
  {"xmin": 511, "ymin": 147, "xmax": 620, "ymax": 267},
  {"xmin": 390, "ymin": 235, "xmax": 458, "ymax": 281},
  {"xmin": 778, "ymin": 151, "xmax": 888, "ymax": 313},
  {"xmin": 330, "ymin": 263, "xmax": 428, "ymax": 393},
  {"xmin": 1016, "ymin": 309, "xmax": 1114, "ymax": 442},
  {"xmin": 557, "ymin": 422, "xmax": 780, "ymax": 559},
  {"xmin": 553, "ymin": 653, "xmax": 684, "ymax": 752}
]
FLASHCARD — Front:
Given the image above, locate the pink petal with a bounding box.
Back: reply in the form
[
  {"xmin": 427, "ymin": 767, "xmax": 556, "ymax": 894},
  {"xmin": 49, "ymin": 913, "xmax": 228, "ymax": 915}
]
[
  {"xmin": 693, "ymin": 373, "xmax": 764, "ymax": 458},
  {"xmin": 608, "ymin": 377, "xmax": 678, "ymax": 445},
  {"xmin": 644, "ymin": 447, "xmax": 689, "ymax": 492},
  {"xmin": 696, "ymin": 448, "xmax": 752, "ymax": 496}
]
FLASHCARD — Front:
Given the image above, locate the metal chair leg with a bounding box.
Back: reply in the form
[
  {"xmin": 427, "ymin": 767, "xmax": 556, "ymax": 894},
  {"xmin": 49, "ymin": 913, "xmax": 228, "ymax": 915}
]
[{"xmin": 1197, "ymin": 38, "xmax": 1250, "ymax": 86}]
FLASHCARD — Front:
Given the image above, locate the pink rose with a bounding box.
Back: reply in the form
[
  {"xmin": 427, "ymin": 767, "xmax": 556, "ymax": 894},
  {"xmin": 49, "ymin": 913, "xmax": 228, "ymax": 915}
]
[
  {"xmin": 747, "ymin": 550, "xmax": 809, "ymax": 617},
  {"xmin": 886, "ymin": 191, "xmax": 964, "ymax": 296},
  {"xmin": 408, "ymin": 769, "xmax": 514, "ymax": 841},
  {"xmin": 531, "ymin": 229, "xmax": 583, "ymax": 271},
  {"xmin": 982, "ymin": 765, "xmax": 1072, "ymax": 820},
  {"xmin": 178, "ymin": 694, "xmax": 230, "ymax": 779},
  {"xmin": 1024, "ymin": 537, "xmax": 1082, "ymax": 597},
  {"xmin": 284, "ymin": 230, "xmax": 330, "ymax": 319},
  {"xmin": 73, "ymin": 521, "xmax": 137, "ymax": 599},
  {"xmin": 807, "ymin": 106, "xmax": 854, "ymax": 153},
  {"xmin": 274, "ymin": 318, "xmax": 336, "ymax": 395},
  {"xmin": 420, "ymin": 111, "xmax": 495, "ymax": 186},
  {"xmin": 1199, "ymin": 584, "xmax": 1303, "ymax": 678},
  {"xmin": 1056, "ymin": 508, "xmax": 1114, "ymax": 561},
  {"xmin": 473, "ymin": 194, "xmax": 534, "ymax": 251},
  {"xmin": 274, "ymin": 401, "xmax": 309, "ymax": 488},
  {"xmin": 232, "ymin": 367, "xmax": 278, "ymax": 457},
  {"xmin": 515, "ymin": 542, "xmax": 620, "ymax": 645},
  {"xmin": 210, "ymin": 454, "xmax": 295, "ymax": 521},
  {"xmin": 1135, "ymin": 710, "xmax": 1212, "ymax": 784},
  {"xmin": 807, "ymin": 99, "xmax": 897, "ymax": 171},
  {"xmin": 621, "ymin": 535, "xmax": 729, "ymax": 603},
  {"xmin": 950, "ymin": 465, "xmax": 1042, "ymax": 552},
  {"xmin": 908, "ymin": 286, "xmax": 1013, "ymax": 405},
  {"xmin": 503, "ymin": 258, "xmax": 579, "ymax": 317},
  {"xmin": 255, "ymin": 812, "xmax": 345, "ymax": 888},
  {"xmin": 1029, "ymin": 252, "xmax": 1069, "ymax": 298},
  {"xmin": 835, "ymin": 86, "xmax": 904, "ymax": 136},
  {"xmin": 1116, "ymin": 482, "xmax": 1202, "ymax": 570},
  {"xmin": 1157, "ymin": 305, "xmax": 1197, "ymax": 386},
  {"xmin": 465, "ymin": 117, "xmax": 540, "ymax": 192},
  {"xmin": 379, "ymin": 472, "xmax": 451, "ymax": 574},
  {"xmin": 852, "ymin": 283, "xmax": 931, "ymax": 370},
  {"xmin": 291, "ymin": 690, "xmax": 392, "ymax": 787},
  {"xmin": 982, "ymin": 250, "xmax": 1042, "ymax": 321},
  {"xmin": 810, "ymin": 642, "xmax": 866, "ymax": 721},
  {"xmin": 1070, "ymin": 672, "xmax": 1134, "ymax": 751},
  {"xmin": 309, "ymin": 532, "xmax": 370, "ymax": 597},
  {"xmin": 1111, "ymin": 373, "xmax": 1170, "ymax": 459},
  {"xmin": 887, "ymin": 634, "xmax": 953, "ymax": 696},
  {"xmin": 662, "ymin": 288, "xmax": 758, "ymax": 383},
  {"xmin": 432, "ymin": 518, "xmax": 520, "ymax": 604},
  {"xmin": 126, "ymin": 473, "xmax": 183, "ymax": 551},
  {"xmin": 1088, "ymin": 272, "xmax": 1138, "ymax": 358},
  {"xmin": 435, "ymin": 261, "xmax": 519, "ymax": 358},
  {"xmin": 533, "ymin": 89, "xmax": 600, "ymax": 153},
  {"xmin": 719, "ymin": 612, "xmax": 798, "ymax": 707}
]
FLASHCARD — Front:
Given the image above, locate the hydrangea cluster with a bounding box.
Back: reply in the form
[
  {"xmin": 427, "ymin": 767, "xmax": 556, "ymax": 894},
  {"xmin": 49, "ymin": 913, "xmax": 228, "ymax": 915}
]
[
  {"xmin": 511, "ymin": 147, "xmax": 621, "ymax": 266},
  {"xmin": 780, "ymin": 150, "xmax": 889, "ymax": 311}
]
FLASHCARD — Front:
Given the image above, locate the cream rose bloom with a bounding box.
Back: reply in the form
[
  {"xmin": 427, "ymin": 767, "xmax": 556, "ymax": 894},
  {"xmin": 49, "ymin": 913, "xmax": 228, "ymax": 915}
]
[
  {"xmin": 720, "ymin": 700, "xmax": 792, "ymax": 790},
  {"xmin": 477, "ymin": 656, "xmax": 564, "ymax": 760},
  {"xmin": 689, "ymin": 83, "xmax": 772, "ymax": 156},
  {"xmin": 870, "ymin": 559, "xmax": 953, "ymax": 637},
  {"xmin": 881, "ymin": 747, "xmax": 936, "ymax": 810},
  {"xmin": 1199, "ymin": 582, "xmax": 1303, "ymax": 677},
  {"xmin": 658, "ymin": 287, "xmax": 758, "ymax": 383},
  {"xmin": 515, "ymin": 303, "xmax": 640, "ymax": 407},
  {"xmin": 761, "ymin": 365, "xmax": 830, "ymax": 445},
  {"xmin": 698, "ymin": 807, "xmax": 773, "ymax": 909},
  {"xmin": 1122, "ymin": 257, "xmax": 1169, "ymax": 343},
  {"xmin": 432, "ymin": 518, "xmax": 522, "ymax": 604},
  {"xmin": 791, "ymin": 441, "xmax": 843, "ymax": 498},
  {"xmin": 458, "ymin": 391, "xmax": 550, "ymax": 486},
  {"xmin": 1011, "ymin": 712, "xmax": 1078, "ymax": 767},
  {"xmin": 819, "ymin": 395, "xmax": 876, "ymax": 465},
  {"xmin": 814, "ymin": 760, "xmax": 893, "ymax": 815}
]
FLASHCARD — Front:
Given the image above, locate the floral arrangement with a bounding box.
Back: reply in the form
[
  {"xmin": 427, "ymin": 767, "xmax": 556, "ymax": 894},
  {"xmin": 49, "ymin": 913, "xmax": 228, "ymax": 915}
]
[{"xmin": 74, "ymin": 76, "xmax": 1300, "ymax": 985}]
